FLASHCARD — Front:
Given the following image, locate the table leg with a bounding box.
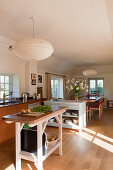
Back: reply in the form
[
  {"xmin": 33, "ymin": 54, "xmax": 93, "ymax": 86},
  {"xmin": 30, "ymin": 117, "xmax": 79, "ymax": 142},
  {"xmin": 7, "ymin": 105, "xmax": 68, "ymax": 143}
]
[
  {"xmin": 99, "ymin": 106, "xmax": 101, "ymax": 118},
  {"xmin": 37, "ymin": 123, "xmax": 43, "ymax": 170},
  {"xmin": 15, "ymin": 122, "xmax": 21, "ymax": 170},
  {"xmin": 59, "ymin": 114, "xmax": 62, "ymax": 156}
]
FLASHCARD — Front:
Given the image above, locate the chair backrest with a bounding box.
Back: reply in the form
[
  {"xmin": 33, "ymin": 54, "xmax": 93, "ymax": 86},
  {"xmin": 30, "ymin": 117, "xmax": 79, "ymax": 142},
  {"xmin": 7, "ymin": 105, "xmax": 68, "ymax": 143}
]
[
  {"xmin": 91, "ymin": 90, "xmax": 99, "ymax": 96},
  {"xmin": 100, "ymin": 98, "xmax": 104, "ymax": 104}
]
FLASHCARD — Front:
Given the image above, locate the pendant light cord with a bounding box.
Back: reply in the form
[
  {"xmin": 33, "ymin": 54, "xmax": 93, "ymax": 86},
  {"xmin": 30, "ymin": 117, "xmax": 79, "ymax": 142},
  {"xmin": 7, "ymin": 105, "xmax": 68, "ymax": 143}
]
[
  {"xmin": 33, "ymin": 17, "xmax": 35, "ymax": 38},
  {"xmin": 30, "ymin": 17, "xmax": 35, "ymax": 38}
]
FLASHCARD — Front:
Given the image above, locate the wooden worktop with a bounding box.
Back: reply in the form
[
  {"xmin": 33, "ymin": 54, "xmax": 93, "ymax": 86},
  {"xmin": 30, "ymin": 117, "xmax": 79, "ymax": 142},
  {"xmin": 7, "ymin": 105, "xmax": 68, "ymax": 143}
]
[
  {"xmin": 0, "ymin": 98, "xmax": 46, "ymax": 108},
  {"xmin": 2, "ymin": 106, "xmax": 67, "ymax": 124}
]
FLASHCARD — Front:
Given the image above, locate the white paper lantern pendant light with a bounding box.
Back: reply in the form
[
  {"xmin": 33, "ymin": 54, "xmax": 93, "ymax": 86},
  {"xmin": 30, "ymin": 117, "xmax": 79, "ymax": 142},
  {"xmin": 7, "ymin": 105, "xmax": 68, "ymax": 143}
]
[
  {"xmin": 83, "ymin": 69, "xmax": 97, "ymax": 76},
  {"xmin": 12, "ymin": 17, "xmax": 54, "ymax": 60}
]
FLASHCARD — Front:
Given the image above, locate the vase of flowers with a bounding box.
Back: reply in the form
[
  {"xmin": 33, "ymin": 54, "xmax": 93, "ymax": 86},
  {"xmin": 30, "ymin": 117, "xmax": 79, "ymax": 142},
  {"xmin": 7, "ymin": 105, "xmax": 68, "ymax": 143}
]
[
  {"xmin": 66, "ymin": 78, "xmax": 88, "ymax": 102},
  {"xmin": 72, "ymin": 82, "xmax": 82, "ymax": 102},
  {"xmin": 75, "ymin": 92, "xmax": 78, "ymax": 101}
]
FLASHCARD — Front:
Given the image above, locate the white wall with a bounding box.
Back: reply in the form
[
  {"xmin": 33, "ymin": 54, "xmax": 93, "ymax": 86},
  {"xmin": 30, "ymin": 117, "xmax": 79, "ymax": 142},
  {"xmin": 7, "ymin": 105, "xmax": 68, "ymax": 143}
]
[
  {"xmin": 25, "ymin": 61, "xmax": 37, "ymax": 95},
  {"xmin": 25, "ymin": 61, "xmax": 48, "ymax": 98},
  {"xmin": 104, "ymin": 73, "xmax": 113, "ymax": 100},
  {"xmin": 0, "ymin": 35, "xmax": 26, "ymax": 97}
]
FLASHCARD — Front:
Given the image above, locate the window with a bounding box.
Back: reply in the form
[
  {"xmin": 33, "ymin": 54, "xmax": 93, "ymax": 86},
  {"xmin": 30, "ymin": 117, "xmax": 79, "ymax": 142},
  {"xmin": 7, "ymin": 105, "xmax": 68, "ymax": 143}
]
[
  {"xmin": 88, "ymin": 78, "xmax": 104, "ymax": 95},
  {"xmin": 51, "ymin": 76, "xmax": 63, "ymax": 98},
  {"xmin": 0, "ymin": 75, "xmax": 13, "ymax": 99}
]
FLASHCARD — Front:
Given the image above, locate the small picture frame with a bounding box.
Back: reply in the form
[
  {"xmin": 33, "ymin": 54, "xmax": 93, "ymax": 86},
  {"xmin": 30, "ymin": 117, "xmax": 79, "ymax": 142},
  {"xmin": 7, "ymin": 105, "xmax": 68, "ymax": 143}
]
[
  {"xmin": 38, "ymin": 74, "xmax": 43, "ymax": 84},
  {"xmin": 31, "ymin": 73, "xmax": 36, "ymax": 80},
  {"xmin": 31, "ymin": 74, "xmax": 36, "ymax": 85},
  {"xmin": 31, "ymin": 79, "xmax": 36, "ymax": 85}
]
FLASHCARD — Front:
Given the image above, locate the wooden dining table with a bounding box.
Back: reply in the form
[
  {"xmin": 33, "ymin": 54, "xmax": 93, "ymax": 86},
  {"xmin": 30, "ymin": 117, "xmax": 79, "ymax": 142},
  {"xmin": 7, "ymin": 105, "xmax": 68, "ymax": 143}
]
[
  {"xmin": 79, "ymin": 96, "xmax": 103, "ymax": 103},
  {"xmin": 79, "ymin": 96, "xmax": 104, "ymax": 121}
]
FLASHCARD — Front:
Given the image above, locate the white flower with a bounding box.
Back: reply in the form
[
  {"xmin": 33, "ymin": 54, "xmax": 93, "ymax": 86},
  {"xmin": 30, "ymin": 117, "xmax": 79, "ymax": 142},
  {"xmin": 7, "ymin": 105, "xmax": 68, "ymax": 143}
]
[
  {"xmin": 74, "ymin": 83, "xmax": 77, "ymax": 86},
  {"xmin": 70, "ymin": 87, "xmax": 73, "ymax": 90},
  {"xmin": 71, "ymin": 80, "xmax": 74, "ymax": 84},
  {"xmin": 70, "ymin": 85, "xmax": 73, "ymax": 90},
  {"xmin": 76, "ymin": 87, "xmax": 79, "ymax": 90},
  {"xmin": 66, "ymin": 79, "xmax": 70, "ymax": 84}
]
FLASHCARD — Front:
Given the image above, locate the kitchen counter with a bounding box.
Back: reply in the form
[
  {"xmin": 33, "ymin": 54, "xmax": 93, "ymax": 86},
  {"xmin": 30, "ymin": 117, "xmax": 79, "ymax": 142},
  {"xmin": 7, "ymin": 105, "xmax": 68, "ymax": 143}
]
[
  {"xmin": 0, "ymin": 98, "xmax": 46, "ymax": 144},
  {"xmin": 0, "ymin": 98, "xmax": 46, "ymax": 107}
]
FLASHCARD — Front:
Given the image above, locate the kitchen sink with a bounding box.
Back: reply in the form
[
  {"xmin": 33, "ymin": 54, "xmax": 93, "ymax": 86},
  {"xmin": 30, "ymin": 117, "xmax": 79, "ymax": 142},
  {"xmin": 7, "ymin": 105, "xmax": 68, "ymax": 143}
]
[
  {"xmin": 0, "ymin": 103, "xmax": 8, "ymax": 105},
  {"xmin": 10, "ymin": 100, "xmax": 20, "ymax": 103},
  {"xmin": 0, "ymin": 100, "xmax": 20, "ymax": 105}
]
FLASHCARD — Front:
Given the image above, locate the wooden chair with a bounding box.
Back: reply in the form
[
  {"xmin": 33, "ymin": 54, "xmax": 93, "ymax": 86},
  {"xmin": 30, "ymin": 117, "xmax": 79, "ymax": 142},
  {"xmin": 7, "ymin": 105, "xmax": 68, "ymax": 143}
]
[
  {"xmin": 89, "ymin": 98, "xmax": 104, "ymax": 119},
  {"xmin": 86, "ymin": 102, "xmax": 92, "ymax": 121},
  {"xmin": 91, "ymin": 90, "xmax": 99, "ymax": 97},
  {"xmin": 100, "ymin": 98, "xmax": 104, "ymax": 117}
]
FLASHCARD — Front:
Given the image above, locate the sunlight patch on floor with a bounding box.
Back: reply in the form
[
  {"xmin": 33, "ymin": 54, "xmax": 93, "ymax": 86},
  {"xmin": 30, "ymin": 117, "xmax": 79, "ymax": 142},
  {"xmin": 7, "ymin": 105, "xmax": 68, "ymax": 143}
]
[
  {"xmin": 74, "ymin": 128, "xmax": 113, "ymax": 153},
  {"xmin": 82, "ymin": 127, "xmax": 96, "ymax": 135},
  {"xmin": 97, "ymin": 133, "xmax": 113, "ymax": 143},
  {"xmin": 93, "ymin": 137, "xmax": 113, "ymax": 153},
  {"xmin": 27, "ymin": 163, "xmax": 33, "ymax": 170},
  {"xmin": 69, "ymin": 130, "xmax": 76, "ymax": 134},
  {"xmin": 76, "ymin": 131, "xmax": 94, "ymax": 141},
  {"xmin": 5, "ymin": 164, "xmax": 15, "ymax": 170}
]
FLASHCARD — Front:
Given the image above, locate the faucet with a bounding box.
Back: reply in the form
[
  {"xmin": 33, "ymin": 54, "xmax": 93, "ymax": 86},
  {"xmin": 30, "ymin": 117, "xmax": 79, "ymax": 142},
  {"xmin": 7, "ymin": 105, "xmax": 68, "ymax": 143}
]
[
  {"xmin": 3, "ymin": 93, "xmax": 9, "ymax": 103},
  {"xmin": 3, "ymin": 91, "xmax": 13, "ymax": 103},
  {"xmin": 9, "ymin": 91, "xmax": 13, "ymax": 101}
]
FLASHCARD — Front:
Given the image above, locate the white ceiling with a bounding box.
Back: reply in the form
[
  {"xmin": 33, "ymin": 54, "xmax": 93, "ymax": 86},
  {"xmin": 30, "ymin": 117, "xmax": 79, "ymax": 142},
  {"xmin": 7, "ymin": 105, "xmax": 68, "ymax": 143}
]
[{"xmin": 0, "ymin": 0, "xmax": 113, "ymax": 74}]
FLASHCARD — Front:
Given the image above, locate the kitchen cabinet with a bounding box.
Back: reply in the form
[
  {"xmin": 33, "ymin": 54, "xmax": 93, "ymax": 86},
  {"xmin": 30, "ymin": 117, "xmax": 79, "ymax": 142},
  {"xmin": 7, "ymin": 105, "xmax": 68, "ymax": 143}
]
[{"xmin": 0, "ymin": 99, "xmax": 43, "ymax": 144}]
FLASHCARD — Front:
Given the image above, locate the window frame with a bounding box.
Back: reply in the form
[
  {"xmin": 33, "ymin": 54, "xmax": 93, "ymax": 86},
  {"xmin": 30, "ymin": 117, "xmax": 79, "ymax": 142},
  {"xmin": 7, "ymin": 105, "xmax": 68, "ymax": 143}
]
[
  {"xmin": 51, "ymin": 75, "xmax": 64, "ymax": 99},
  {"xmin": 88, "ymin": 78, "xmax": 104, "ymax": 96},
  {"xmin": 0, "ymin": 74, "xmax": 13, "ymax": 99}
]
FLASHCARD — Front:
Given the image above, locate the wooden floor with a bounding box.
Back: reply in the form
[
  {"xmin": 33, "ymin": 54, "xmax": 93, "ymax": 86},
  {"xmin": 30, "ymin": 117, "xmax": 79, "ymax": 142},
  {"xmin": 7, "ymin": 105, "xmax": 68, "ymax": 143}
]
[{"xmin": 1, "ymin": 108, "xmax": 113, "ymax": 170}]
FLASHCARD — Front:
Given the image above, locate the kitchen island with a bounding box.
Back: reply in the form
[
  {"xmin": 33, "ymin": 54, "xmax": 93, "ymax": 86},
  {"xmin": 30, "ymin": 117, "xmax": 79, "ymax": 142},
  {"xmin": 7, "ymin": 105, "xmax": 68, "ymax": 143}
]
[
  {"xmin": 2, "ymin": 106, "xmax": 67, "ymax": 170},
  {"xmin": 44, "ymin": 100, "xmax": 86, "ymax": 131}
]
